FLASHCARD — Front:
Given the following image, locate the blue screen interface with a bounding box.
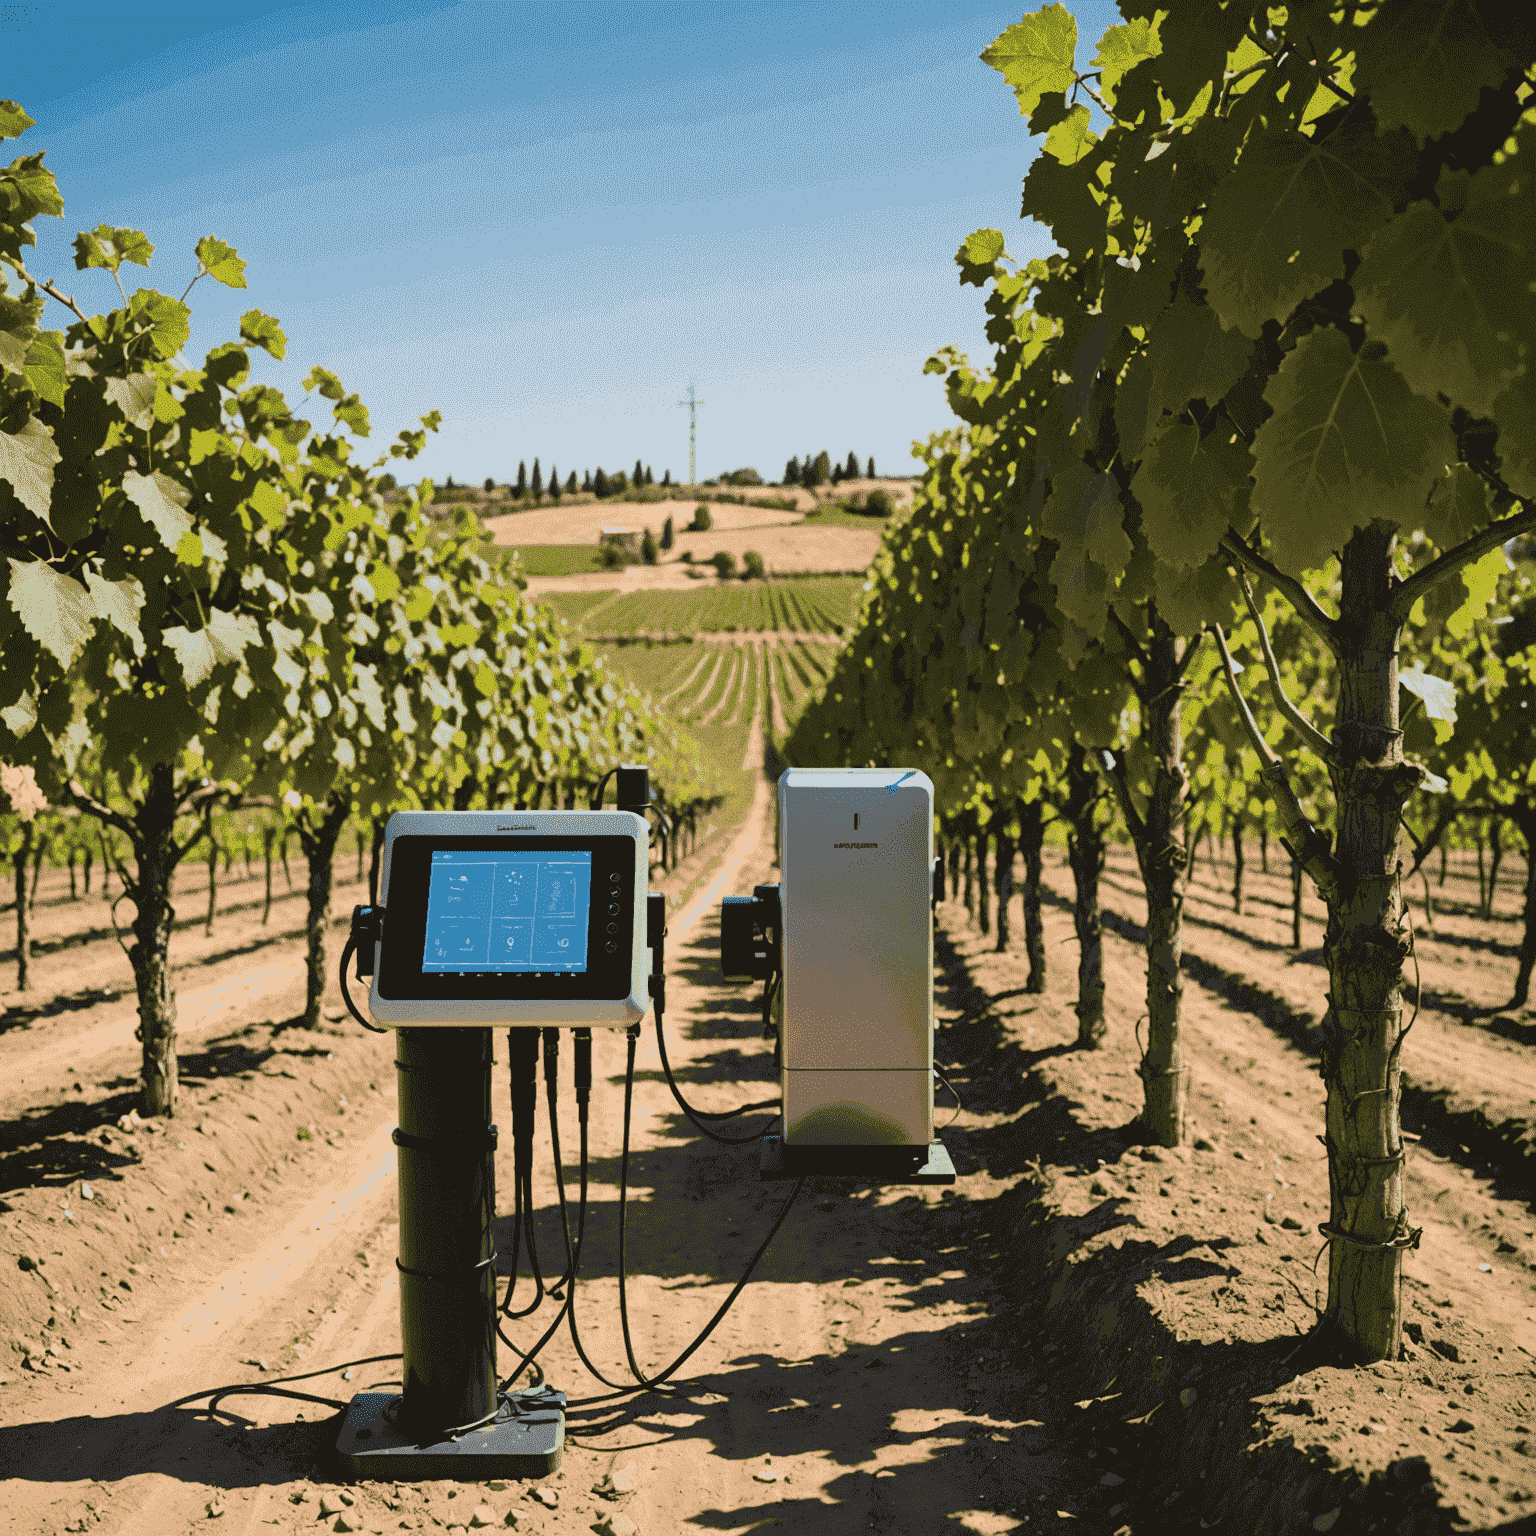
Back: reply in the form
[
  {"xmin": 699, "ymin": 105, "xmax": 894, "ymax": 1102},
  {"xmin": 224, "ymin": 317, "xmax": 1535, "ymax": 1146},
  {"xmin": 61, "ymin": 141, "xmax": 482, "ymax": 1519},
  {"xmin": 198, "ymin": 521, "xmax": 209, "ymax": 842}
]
[{"xmin": 423, "ymin": 850, "xmax": 592, "ymax": 972}]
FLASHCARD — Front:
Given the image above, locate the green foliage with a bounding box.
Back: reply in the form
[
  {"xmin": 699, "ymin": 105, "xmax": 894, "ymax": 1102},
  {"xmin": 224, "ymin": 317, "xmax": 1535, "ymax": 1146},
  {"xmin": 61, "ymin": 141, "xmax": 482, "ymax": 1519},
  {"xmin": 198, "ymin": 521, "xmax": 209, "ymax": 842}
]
[
  {"xmin": 690, "ymin": 504, "xmax": 712, "ymax": 531},
  {"xmin": 641, "ymin": 527, "xmax": 659, "ymax": 565},
  {"xmin": 710, "ymin": 551, "xmax": 737, "ymax": 580},
  {"xmin": 742, "ymin": 550, "xmax": 765, "ymax": 581}
]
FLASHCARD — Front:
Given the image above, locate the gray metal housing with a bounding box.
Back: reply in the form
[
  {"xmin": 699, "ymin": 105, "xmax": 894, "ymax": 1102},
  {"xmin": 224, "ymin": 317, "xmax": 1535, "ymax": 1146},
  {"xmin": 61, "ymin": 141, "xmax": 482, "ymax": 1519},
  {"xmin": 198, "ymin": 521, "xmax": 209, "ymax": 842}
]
[{"xmin": 777, "ymin": 767, "xmax": 934, "ymax": 1146}]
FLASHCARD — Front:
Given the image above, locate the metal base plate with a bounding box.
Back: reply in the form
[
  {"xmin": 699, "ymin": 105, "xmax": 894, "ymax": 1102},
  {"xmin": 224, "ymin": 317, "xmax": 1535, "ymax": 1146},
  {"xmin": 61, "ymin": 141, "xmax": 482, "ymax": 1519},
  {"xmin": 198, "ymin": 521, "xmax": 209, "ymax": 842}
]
[
  {"xmin": 335, "ymin": 1388, "xmax": 564, "ymax": 1481},
  {"xmin": 759, "ymin": 1134, "xmax": 956, "ymax": 1184}
]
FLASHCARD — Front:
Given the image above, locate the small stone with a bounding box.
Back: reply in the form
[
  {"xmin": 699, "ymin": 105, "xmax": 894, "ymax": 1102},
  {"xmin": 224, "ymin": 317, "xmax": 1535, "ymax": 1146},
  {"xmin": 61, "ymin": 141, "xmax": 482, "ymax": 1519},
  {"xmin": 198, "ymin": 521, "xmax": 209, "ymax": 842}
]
[
  {"xmin": 289, "ymin": 1491, "xmax": 311, "ymax": 1504},
  {"xmin": 752, "ymin": 1469, "xmax": 780, "ymax": 1483},
  {"xmin": 1281, "ymin": 1216, "xmax": 1304, "ymax": 1231},
  {"xmin": 206, "ymin": 1501, "xmax": 225, "ymax": 1518},
  {"xmin": 342, "ymin": 1369, "xmax": 354, "ymax": 1381},
  {"xmin": 468, "ymin": 1506, "xmax": 496, "ymax": 1528},
  {"xmin": 591, "ymin": 1514, "xmax": 638, "ymax": 1536},
  {"xmin": 80, "ymin": 1184, "xmax": 95, "ymax": 1201},
  {"xmin": 530, "ymin": 1488, "xmax": 559, "ymax": 1508},
  {"xmin": 1179, "ymin": 1388, "xmax": 1198, "ymax": 1408},
  {"xmin": 1313, "ymin": 1511, "xmax": 1341, "ymax": 1533},
  {"xmin": 243, "ymin": 1358, "xmax": 268, "ymax": 1373},
  {"xmin": 594, "ymin": 1467, "xmax": 637, "ymax": 1499},
  {"xmin": 485, "ymin": 1482, "xmax": 509, "ymax": 1493},
  {"xmin": 1447, "ymin": 1418, "xmax": 1474, "ymax": 1433},
  {"xmin": 338, "ymin": 1492, "xmax": 354, "ymax": 1507},
  {"xmin": 319, "ymin": 1494, "xmax": 343, "ymax": 1517},
  {"xmin": 1192, "ymin": 1137, "xmax": 1216, "ymax": 1151},
  {"xmin": 1098, "ymin": 1472, "xmax": 1124, "ymax": 1487},
  {"xmin": 1232, "ymin": 1149, "xmax": 1248, "ymax": 1161}
]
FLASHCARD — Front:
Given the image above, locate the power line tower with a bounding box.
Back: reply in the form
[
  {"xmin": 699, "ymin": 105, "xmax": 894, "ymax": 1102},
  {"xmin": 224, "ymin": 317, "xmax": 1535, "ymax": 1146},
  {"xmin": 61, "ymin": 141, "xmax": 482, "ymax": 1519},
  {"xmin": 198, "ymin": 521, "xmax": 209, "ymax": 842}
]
[{"xmin": 677, "ymin": 379, "xmax": 706, "ymax": 486}]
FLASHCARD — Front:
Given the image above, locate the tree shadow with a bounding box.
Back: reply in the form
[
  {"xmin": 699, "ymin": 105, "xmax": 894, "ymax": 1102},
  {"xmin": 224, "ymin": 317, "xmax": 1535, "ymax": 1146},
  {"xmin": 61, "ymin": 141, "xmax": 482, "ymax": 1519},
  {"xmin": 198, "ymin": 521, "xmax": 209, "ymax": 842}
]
[{"xmin": 0, "ymin": 985, "xmax": 124, "ymax": 1040}]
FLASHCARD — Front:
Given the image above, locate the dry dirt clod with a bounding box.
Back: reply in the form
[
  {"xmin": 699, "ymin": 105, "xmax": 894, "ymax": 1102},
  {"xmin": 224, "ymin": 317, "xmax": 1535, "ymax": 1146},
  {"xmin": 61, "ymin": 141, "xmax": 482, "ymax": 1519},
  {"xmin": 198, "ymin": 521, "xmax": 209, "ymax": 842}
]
[
  {"xmin": 593, "ymin": 1467, "xmax": 637, "ymax": 1499},
  {"xmin": 319, "ymin": 1494, "xmax": 343, "ymax": 1516},
  {"xmin": 591, "ymin": 1513, "xmax": 638, "ymax": 1536},
  {"xmin": 468, "ymin": 1507, "xmax": 496, "ymax": 1528},
  {"xmin": 529, "ymin": 1488, "xmax": 559, "ymax": 1508}
]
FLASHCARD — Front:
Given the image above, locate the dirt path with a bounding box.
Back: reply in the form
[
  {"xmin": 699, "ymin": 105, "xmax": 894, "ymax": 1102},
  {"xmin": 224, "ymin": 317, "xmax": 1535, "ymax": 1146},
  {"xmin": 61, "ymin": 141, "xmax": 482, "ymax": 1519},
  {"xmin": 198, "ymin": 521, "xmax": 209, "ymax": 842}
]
[{"xmin": 0, "ymin": 715, "xmax": 1108, "ymax": 1536}]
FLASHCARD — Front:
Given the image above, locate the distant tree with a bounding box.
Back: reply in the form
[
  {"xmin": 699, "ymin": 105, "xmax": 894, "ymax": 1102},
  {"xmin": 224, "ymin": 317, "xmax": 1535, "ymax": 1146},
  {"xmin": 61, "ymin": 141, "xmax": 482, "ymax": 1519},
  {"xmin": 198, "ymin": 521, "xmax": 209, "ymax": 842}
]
[
  {"xmin": 582, "ymin": 470, "xmax": 593, "ymax": 493},
  {"xmin": 592, "ymin": 466, "xmax": 610, "ymax": 498},
  {"xmin": 641, "ymin": 528, "xmax": 659, "ymax": 565},
  {"xmin": 845, "ymin": 451, "xmax": 861, "ymax": 480},
  {"xmin": 567, "ymin": 470, "xmax": 579, "ymax": 493},
  {"xmin": 483, "ymin": 475, "xmax": 496, "ymax": 493},
  {"xmin": 723, "ymin": 467, "xmax": 762, "ymax": 485},
  {"xmin": 710, "ymin": 550, "xmax": 736, "ymax": 579},
  {"xmin": 633, "ymin": 458, "xmax": 644, "ymax": 487},
  {"xmin": 784, "ymin": 456, "xmax": 801, "ymax": 486},
  {"xmin": 445, "ymin": 473, "xmax": 455, "ymax": 489},
  {"xmin": 515, "ymin": 461, "xmax": 527, "ymax": 499},
  {"xmin": 690, "ymin": 505, "xmax": 712, "ymax": 532},
  {"xmin": 829, "ymin": 461, "xmax": 843, "ymax": 485},
  {"xmin": 644, "ymin": 464, "xmax": 654, "ymax": 485},
  {"xmin": 378, "ymin": 473, "xmax": 397, "ymax": 493},
  {"xmin": 804, "ymin": 451, "xmax": 831, "ymax": 488},
  {"xmin": 549, "ymin": 463, "xmax": 562, "ymax": 502},
  {"xmin": 742, "ymin": 550, "xmax": 765, "ymax": 581},
  {"xmin": 661, "ymin": 515, "xmax": 674, "ymax": 551},
  {"xmin": 865, "ymin": 488, "xmax": 893, "ymax": 517},
  {"xmin": 531, "ymin": 458, "xmax": 543, "ymax": 499},
  {"xmin": 867, "ymin": 455, "xmax": 876, "ymax": 479},
  {"xmin": 613, "ymin": 470, "xmax": 629, "ymax": 497}
]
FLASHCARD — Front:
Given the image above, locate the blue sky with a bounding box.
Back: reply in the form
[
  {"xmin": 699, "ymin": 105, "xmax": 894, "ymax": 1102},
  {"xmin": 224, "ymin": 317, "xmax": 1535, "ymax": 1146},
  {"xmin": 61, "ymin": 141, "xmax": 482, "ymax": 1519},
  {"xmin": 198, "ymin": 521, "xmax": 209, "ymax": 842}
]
[{"xmin": 4, "ymin": 0, "xmax": 1122, "ymax": 485}]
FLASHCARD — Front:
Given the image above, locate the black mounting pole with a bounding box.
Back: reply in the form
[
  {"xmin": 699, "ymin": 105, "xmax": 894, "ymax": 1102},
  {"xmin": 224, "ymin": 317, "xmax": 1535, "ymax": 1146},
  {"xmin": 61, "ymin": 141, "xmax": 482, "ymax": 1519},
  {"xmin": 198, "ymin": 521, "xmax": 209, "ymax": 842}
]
[{"xmin": 395, "ymin": 1027, "xmax": 498, "ymax": 1434}]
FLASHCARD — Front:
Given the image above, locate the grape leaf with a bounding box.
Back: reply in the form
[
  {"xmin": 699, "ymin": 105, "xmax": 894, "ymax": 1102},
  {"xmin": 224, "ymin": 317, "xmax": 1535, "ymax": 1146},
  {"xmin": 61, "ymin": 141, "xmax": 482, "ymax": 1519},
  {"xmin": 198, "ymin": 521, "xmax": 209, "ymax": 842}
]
[
  {"xmin": 1399, "ymin": 664, "xmax": 1457, "ymax": 737},
  {"xmin": 23, "ymin": 331, "xmax": 65, "ymax": 407},
  {"xmin": 1044, "ymin": 104, "xmax": 1094, "ymax": 166},
  {"xmin": 1131, "ymin": 421, "xmax": 1252, "ymax": 570},
  {"xmin": 1091, "ymin": 16, "xmax": 1159, "ymax": 107},
  {"xmin": 1151, "ymin": 555, "xmax": 1241, "ymax": 637},
  {"xmin": 0, "ymin": 288, "xmax": 43, "ymax": 374},
  {"xmin": 1250, "ymin": 331, "xmax": 1455, "ymax": 575},
  {"xmin": 1044, "ymin": 466, "xmax": 1129, "ymax": 635},
  {"xmin": 1491, "ymin": 369, "xmax": 1536, "ymax": 500},
  {"xmin": 1143, "ymin": 298, "xmax": 1254, "ymax": 437},
  {"xmin": 84, "ymin": 570, "xmax": 146, "ymax": 657},
  {"xmin": 122, "ymin": 469, "xmax": 195, "ymax": 552},
  {"xmin": 1350, "ymin": 0, "xmax": 1520, "ymax": 142},
  {"xmin": 7, "ymin": 557, "xmax": 92, "ymax": 668},
  {"xmin": 0, "ymin": 152, "xmax": 64, "ymax": 226},
  {"xmin": 1353, "ymin": 154, "xmax": 1531, "ymax": 418},
  {"xmin": 0, "ymin": 102, "xmax": 36, "ymax": 140},
  {"xmin": 162, "ymin": 607, "xmax": 263, "ymax": 688},
  {"xmin": 73, "ymin": 224, "xmax": 153, "ymax": 272},
  {"xmin": 1443, "ymin": 547, "xmax": 1506, "ymax": 641},
  {"xmin": 126, "ymin": 289, "xmax": 190, "ymax": 360},
  {"xmin": 239, "ymin": 309, "xmax": 287, "ymax": 360},
  {"xmin": 105, "ymin": 373, "xmax": 157, "ymax": 430},
  {"xmin": 981, "ymin": 5, "xmax": 1077, "ymax": 121},
  {"xmin": 194, "ymin": 235, "xmax": 247, "ymax": 289},
  {"xmin": 0, "ymin": 689, "xmax": 36, "ymax": 738},
  {"xmin": 0, "ymin": 414, "xmax": 59, "ymax": 521},
  {"xmin": 1138, "ymin": 0, "xmax": 1244, "ymax": 116},
  {"xmin": 1199, "ymin": 121, "xmax": 1414, "ymax": 336},
  {"xmin": 1423, "ymin": 464, "xmax": 1491, "ymax": 551}
]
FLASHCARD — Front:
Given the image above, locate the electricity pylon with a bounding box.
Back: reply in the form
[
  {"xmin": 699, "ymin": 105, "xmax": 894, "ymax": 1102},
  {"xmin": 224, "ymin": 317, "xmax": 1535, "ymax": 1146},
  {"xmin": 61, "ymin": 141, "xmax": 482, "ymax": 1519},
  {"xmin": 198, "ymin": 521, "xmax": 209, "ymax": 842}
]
[{"xmin": 677, "ymin": 380, "xmax": 705, "ymax": 486}]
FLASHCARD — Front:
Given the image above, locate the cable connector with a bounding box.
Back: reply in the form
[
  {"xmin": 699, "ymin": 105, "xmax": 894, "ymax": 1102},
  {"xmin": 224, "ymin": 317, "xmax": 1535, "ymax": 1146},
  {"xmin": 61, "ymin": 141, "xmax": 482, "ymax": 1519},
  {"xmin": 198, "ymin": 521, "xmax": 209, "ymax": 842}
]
[{"xmin": 350, "ymin": 905, "xmax": 385, "ymax": 979}]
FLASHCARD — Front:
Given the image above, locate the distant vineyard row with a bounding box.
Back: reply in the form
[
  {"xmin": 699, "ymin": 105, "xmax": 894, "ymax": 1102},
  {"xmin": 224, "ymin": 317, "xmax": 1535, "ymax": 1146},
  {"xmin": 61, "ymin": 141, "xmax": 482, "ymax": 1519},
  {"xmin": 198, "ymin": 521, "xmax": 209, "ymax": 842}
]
[{"xmin": 543, "ymin": 577, "xmax": 861, "ymax": 636}]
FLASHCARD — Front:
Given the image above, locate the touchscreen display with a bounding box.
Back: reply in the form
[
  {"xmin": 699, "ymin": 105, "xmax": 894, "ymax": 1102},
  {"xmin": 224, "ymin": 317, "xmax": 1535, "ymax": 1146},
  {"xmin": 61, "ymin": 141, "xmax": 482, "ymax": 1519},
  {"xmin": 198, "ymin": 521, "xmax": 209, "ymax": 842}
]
[{"xmin": 422, "ymin": 849, "xmax": 592, "ymax": 972}]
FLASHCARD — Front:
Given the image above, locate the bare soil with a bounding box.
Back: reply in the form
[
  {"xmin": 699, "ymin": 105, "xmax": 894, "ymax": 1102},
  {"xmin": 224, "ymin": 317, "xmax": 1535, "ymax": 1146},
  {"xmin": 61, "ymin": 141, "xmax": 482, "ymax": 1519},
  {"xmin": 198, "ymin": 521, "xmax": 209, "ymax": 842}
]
[{"xmin": 3, "ymin": 757, "xmax": 1532, "ymax": 1534}]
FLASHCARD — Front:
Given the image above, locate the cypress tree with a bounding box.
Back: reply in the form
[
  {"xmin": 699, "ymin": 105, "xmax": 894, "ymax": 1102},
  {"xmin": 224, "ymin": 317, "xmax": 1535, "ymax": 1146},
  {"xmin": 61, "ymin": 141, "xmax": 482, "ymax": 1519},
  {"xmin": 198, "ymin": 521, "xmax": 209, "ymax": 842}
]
[
  {"xmin": 868, "ymin": 455, "xmax": 876, "ymax": 478},
  {"xmin": 549, "ymin": 463, "xmax": 561, "ymax": 501},
  {"xmin": 593, "ymin": 466, "xmax": 609, "ymax": 498},
  {"xmin": 515, "ymin": 460, "xmax": 527, "ymax": 498},
  {"xmin": 645, "ymin": 464, "xmax": 654, "ymax": 485},
  {"xmin": 662, "ymin": 468, "xmax": 671, "ymax": 486},
  {"xmin": 661, "ymin": 515, "xmax": 674, "ymax": 550},
  {"xmin": 633, "ymin": 457, "xmax": 644, "ymax": 487},
  {"xmin": 582, "ymin": 470, "xmax": 592, "ymax": 492},
  {"xmin": 531, "ymin": 458, "xmax": 543, "ymax": 499},
  {"xmin": 784, "ymin": 456, "xmax": 801, "ymax": 485},
  {"xmin": 568, "ymin": 470, "xmax": 579, "ymax": 493},
  {"xmin": 845, "ymin": 451, "xmax": 860, "ymax": 479}
]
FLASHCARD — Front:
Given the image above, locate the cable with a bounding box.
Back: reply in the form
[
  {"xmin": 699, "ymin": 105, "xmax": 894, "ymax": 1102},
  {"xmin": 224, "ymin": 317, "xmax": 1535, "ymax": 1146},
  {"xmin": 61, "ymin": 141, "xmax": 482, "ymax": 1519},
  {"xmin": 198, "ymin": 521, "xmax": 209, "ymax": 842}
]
[
  {"xmin": 653, "ymin": 997, "xmax": 777, "ymax": 1144},
  {"xmin": 607, "ymin": 1022, "xmax": 805, "ymax": 1397},
  {"xmin": 589, "ymin": 768, "xmax": 618, "ymax": 811},
  {"xmin": 337, "ymin": 934, "xmax": 388, "ymax": 1034},
  {"xmin": 934, "ymin": 1067, "xmax": 963, "ymax": 1127}
]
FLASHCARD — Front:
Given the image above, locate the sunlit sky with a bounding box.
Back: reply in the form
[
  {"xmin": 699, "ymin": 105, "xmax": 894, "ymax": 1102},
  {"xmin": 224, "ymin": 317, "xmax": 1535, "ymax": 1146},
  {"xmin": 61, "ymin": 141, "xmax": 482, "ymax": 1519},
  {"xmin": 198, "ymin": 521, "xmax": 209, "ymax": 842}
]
[{"xmin": 4, "ymin": 0, "xmax": 1120, "ymax": 485}]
